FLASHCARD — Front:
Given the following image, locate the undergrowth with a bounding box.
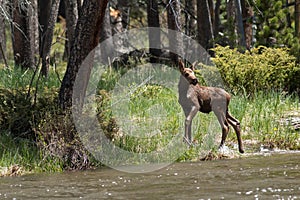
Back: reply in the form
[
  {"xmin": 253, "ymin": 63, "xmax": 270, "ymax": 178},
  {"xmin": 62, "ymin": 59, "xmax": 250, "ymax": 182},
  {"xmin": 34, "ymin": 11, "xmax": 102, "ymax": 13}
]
[{"xmin": 0, "ymin": 46, "xmax": 299, "ymax": 175}]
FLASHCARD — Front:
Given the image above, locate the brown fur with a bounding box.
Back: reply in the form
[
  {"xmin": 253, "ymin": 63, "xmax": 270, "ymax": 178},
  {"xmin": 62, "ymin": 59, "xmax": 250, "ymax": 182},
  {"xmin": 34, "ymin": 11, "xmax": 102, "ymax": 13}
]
[{"xmin": 178, "ymin": 59, "xmax": 244, "ymax": 153}]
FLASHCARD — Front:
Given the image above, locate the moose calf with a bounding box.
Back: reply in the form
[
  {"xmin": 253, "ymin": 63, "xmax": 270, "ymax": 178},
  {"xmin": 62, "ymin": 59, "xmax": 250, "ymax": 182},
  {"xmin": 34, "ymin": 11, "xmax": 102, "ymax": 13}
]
[{"xmin": 178, "ymin": 59, "xmax": 244, "ymax": 153}]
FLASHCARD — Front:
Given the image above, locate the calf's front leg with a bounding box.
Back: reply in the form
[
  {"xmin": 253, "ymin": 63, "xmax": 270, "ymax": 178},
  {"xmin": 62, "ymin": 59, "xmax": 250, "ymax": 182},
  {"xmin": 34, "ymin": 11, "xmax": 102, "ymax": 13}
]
[{"xmin": 184, "ymin": 105, "xmax": 199, "ymax": 145}]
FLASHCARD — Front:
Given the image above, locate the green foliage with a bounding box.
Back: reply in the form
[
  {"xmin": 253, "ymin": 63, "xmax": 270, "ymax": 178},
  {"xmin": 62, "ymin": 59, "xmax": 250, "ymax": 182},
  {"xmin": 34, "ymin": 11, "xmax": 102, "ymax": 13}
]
[
  {"xmin": 212, "ymin": 45, "xmax": 300, "ymax": 95},
  {"xmin": 1, "ymin": 47, "xmax": 300, "ymax": 174},
  {"xmin": 0, "ymin": 132, "xmax": 64, "ymax": 175},
  {"xmin": 254, "ymin": 0, "xmax": 300, "ymax": 59},
  {"xmin": 231, "ymin": 91, "xmax": 300, "ymax": 150},
  {"xmin": 0, "ymin": 67, "xmax": 94, "ymax": 174},
  {"xmin": 96, "ymin": 68, "xmax": 183, "ymax": 155}
]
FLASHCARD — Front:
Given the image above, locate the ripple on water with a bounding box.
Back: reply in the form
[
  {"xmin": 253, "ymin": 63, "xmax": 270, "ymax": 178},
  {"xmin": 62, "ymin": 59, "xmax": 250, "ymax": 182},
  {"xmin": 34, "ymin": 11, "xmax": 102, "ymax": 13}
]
[{"xmin": 0, "ymin": 153, "xmax": 299, "ymax": 199}]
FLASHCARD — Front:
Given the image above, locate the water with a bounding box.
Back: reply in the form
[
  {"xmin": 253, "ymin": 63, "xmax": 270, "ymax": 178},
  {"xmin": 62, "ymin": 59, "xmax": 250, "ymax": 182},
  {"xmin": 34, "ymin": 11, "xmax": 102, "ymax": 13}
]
[{"xmin": 0, "ymin": 153, "xmax": 299, "ymax": 199}]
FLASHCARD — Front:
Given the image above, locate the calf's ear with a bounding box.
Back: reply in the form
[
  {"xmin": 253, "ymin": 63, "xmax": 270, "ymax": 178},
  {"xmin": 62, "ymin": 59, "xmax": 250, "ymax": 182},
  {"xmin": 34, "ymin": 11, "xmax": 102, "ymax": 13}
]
[
  {"xmin": 190, "ymin": 61, "xmax": 198, "ymax": 71},
  {"xmin": 178, "ymin": 58, "xmax": 185, "ymax": 73}
]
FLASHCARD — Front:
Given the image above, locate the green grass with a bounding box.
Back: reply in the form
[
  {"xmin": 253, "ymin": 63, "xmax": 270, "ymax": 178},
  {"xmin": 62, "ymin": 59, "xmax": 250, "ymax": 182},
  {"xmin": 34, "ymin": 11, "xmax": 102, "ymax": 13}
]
[
  {"xmin": 230, "ymin": 91, "xmax": 300, "ymax": 150},
  {"xmin": 0, "ymin": 64, "xmax": 299, "ymax": 174},
  {"xmin": 0, "ymin": 132, "xmax": 64, "ymax": 176},
  {"xmin": 96, "ymin": 68, "xmax": 300, "ymax": 162},
  {"xmin": 0, "ymin": 67, "xmax": 66, "ymax": 175}
]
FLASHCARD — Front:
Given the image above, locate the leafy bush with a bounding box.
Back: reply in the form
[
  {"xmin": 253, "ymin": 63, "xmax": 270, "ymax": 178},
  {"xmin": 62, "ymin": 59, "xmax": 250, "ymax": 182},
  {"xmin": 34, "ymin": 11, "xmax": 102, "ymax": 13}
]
[{"xmin": 212, "ymin": 45, "xmax": 300, "ymax": 95}]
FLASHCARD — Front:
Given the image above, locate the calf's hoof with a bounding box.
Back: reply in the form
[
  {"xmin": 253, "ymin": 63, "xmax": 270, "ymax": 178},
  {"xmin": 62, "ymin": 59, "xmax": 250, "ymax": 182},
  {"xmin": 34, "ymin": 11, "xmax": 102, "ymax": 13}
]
[{"xmin": 239, "ymin": 148, "xmax": 245, "ymax": 154}]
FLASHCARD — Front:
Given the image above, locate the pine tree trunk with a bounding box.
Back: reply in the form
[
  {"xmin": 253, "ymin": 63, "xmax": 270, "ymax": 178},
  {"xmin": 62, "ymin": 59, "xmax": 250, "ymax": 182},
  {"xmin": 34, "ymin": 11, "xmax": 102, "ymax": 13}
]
[
  {"xmin": 100, "ymin": 4, "xmax": 114, "ymax": 63},
  {"xmin": 64, "ymin": 0, "xmax": 79, "ymax": 60},
  {"xmin": 235, "ymin": 0, "xmax": 246, "ymax": 49},
  {"xmin": 41, "ymin": 0, "xmax": 61, "ymax": 77},
  {"xmin": 0, "ymin": 0, "xmax": 6, "ymax": 62},
  {"xmin": 147, "ymin": 0, "xmax": 161, "ymax": 63},
  {"xmin": 167, "ymin": 0, "xmax": 182, "ymax": 63},
  {"xmin": 226, "ymin": 0, "xmax": 236, "ymax": 48},
  {"xmin": 11, "ymin": 0, "xmax": 38, "ymax": 69},
  {"xmin": 28, "ymin": 0, "xmax": 39, "ymax": 64},
  {"xmin": 197, "ymin": 0, "xmax": 214, "ymax": 55},
  {"xmin": 241, "ymin": 0, "xmax": 253, "ymax": 50},
  {"xmin": 185, "ymin": 0, "xmax": 197, "ymax": 38},
  {"xmin": 38, "ymin": 0, "xmax": 52, "ymax": 47},
  {"xmin": 296, "ymin": 0, "xmax": 300, "ymax": 39},
  {"xmin": 296, "ymin": 0, "xmax": 300, "ymax": 63},
  {"xmin": 59, "ymin": 0, "xmax": 108, "ymax": 110},
  {"xmin": 214, "ymin": 0, "xmax": 221, "ymax": 38},
  {"xmin": 118, "ymin": 0, "xmax": 130, "ymax": 30}
]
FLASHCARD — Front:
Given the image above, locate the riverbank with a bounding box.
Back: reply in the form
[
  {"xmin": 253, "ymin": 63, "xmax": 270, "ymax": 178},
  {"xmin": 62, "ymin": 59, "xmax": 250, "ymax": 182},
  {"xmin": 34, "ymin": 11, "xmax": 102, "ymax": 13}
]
[
  {"xmin": 0, "ymin": 46, "xmax": 299, "ymax": 176},
  {"xmin": 0, "ymin": 89, "xmax": 299, "ymax": 176}
]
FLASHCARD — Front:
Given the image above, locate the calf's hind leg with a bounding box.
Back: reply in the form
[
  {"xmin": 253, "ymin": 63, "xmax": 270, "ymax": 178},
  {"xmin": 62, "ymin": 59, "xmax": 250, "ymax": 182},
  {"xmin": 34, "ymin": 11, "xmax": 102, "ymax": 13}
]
[
  {"xmin": 214, "ymin": 110, "xmax": 230, "ymax": 149},
  {"xmin": 227, "ymin": 112, "xmax": 244, "ymax": 153}
]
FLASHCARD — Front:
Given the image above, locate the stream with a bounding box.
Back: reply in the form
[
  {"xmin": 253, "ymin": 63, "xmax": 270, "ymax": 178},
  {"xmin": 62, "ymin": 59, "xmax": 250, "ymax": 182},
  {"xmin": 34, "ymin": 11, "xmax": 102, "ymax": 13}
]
[{"xmin": 0, "ymin": 152, "xmax": 299, "ymax": 199}]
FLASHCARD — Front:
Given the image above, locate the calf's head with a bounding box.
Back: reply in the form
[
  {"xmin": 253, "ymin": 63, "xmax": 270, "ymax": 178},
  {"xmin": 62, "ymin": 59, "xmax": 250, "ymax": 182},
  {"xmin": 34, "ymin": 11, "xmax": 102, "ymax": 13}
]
[{"xmin": 178, "ymin": 59, "xmax": 198, "ymax": 85}]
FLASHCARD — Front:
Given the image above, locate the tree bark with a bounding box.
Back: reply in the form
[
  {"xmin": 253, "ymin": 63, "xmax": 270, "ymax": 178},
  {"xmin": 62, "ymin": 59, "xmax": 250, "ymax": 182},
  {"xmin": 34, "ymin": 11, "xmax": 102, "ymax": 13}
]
[
  {"xmin": 241, "ymin": 0, "xmax": 253, "ymax": 50},
  {"xmin": 28, "ymin": 0, "xmax": 39, "ymax": 63},
  {"xmin": 197, "ymin": 0, "xmax": 214, "ymax": 55},
  {"xmin": 41, "ymin": 0, "xmax": 61, "ymax": 77},
  {"xmin": 100, "ymin": 4, "xmax": 114, "ymax": 64},
  {"xmin": 64, "ymin": 0, "xmax": 79, "ymax": 59},
  {"xmin": 0, "ymin": 0, "xmax": 6, "ymax": 62},
  {"xmin": 110, "ymin": 6, "xmax": 125, "ymax": 54},
  {"xmin": 147, "ymin": 0, "xmax": 161, "ymax": 63},
  {"xmin": 117, "ymin": 0, "xmax": 130, "ymax": 30},
  {"xmin": 235, "ymin": 0, "xmax": 246, "ymax": 49},
  {"xmin": 11, "ymin": 0, "xmax": 38, "ymax": 69},
  {"xmin": 214, "ymin": 0, "xmax": 221, "ymax": 38},
  {"xmin": 296, "ymin": 0, "xmax": 300, "ymax": 39},
  {"xmin": 167, "ymin": 0, "xmax": 182, "ymax": 63},
  {"xmin": 185, "ymin": 0, "xmax": 197, "ymax": 38},
  {"xmin": 208, "ymin": 0, "xmax": 214, "ymax": 26},
  {"xmin": 38, "ymin": 0, "xmax": 52, "ymax": 47},
  {"xmin": 226, "ymin": 0, "xmax": 237, "ymax": 48},
  {"xmin": 296, "ymin": 0, "xmax": 300, "ymax": 63},
  {"xmin": 59, "ymin": 0, "xmax": 108, "ymax": 110}
]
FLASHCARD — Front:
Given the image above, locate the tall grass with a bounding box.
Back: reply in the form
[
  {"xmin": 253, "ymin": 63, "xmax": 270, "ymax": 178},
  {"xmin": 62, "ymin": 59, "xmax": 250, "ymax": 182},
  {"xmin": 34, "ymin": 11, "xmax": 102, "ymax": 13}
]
[
  {"xmin": 0, "ymin": 132, "xmax": 64, "ymax": 175},
  {"xmin": 230, "ymin": 91, "xmax": 300, "ymax": 150},
  {"xmin": 0, "ymin": 64, "xmax": 299, "ymax": 174},
  {"xmin": 0, "ymin": 67, "xmax": 65, "ymax": 175},
  {"xmin": 96, "ymin": 68, "xmax": 300, "ymax": 162}
]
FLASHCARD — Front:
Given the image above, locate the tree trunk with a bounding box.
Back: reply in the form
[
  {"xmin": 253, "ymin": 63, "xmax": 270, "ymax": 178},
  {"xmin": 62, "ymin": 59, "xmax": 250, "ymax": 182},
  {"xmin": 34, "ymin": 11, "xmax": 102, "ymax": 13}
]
[
  {"xmin": 77, "ymin": 0, "xmax": 82, "ymax": 13},
  {"xmin": 59, "ymin": 0, "xmax": 108, "ymax": 110},
  {"xmin": 214, "ymin": 0, "xmax": 221, "ymax": 38},
  {"xmin": 0, "ymin": 0, "xmax": 6, "ymax": 62},
  {"xmin": 226, "ymin": 0, "xmax": 237, "ymax": 48},
  {"xmin": 100, "ymin": 4, "xmax": 114, "ymax": 64},
  {"xmin": 167, "ymin": 0, "xmax": 182, "ymax": 63},
  {"xmin": 185, "ymin": 0, "xmax": 197, "ymax": 38},
  {"xmin": 110, "ymin": 6, "xmax": 125, "ymax": 54},
  {"xmin": 208, "ymin": 0, "xmax": 214, "ymax": 26},
  {"xmin": 147, "ymin": 0, "xmax": 161, "ymax": 63},
  {"xmin": 41, "ymin": 0, "xmax": 61, "ymax": 77},
  {"xmin": 28, "ymin": 0, "xmax": 39, "ymax": 63},
  {"xmin": 38, "ymin": 0, "xmax": 52, "ymax": 47},
  {"xmin": 117, "ymin": 0, "xmax": 130, "ymax": 30},
  {"xmin": 241, "ymin": 0, "xmax": 253, "ymax": 50},
  {"xmin": 64, "ymin": 0, "xmax": 79, "ymax": 60},
  {"xmin": 197, "ymin": 0, "xmax": 214, "ymax": 55},
  {"xmin": 296, "ymin": 0, "xmax": 300, "ymax": 63},
  {"xmin": 235, "ymin": 0, "xmax": 246, "ymax": 49},
  {"xmin": 296, "ymin": 0, "xmax": 300, "ymax": 40},
  {"xmin": 11, "ymin": 0, "xmax": 38, "ymax": 69}
]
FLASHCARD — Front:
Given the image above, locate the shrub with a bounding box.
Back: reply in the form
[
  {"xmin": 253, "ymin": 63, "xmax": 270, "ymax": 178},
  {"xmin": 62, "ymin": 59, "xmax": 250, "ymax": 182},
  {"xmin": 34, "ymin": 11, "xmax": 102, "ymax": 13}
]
[{"xmin": 212, "ymin": 45, "xmax": 300, "ymax": 95}]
